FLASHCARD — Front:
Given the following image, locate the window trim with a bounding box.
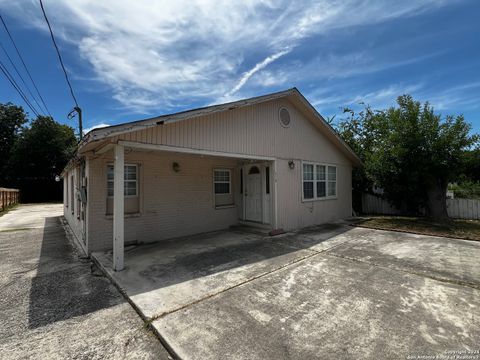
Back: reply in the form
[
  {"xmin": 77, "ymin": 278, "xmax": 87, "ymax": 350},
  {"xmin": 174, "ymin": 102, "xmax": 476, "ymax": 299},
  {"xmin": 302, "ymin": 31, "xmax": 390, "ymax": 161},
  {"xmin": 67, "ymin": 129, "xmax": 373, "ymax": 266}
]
[
  {"xmin": 301, "ymin": 161, "xmax": 337, "ymax": 202},
  {"xmin": 106, "ymin": 163, "xmax": 139, "ymax": 198},
  {"xmin": 213, "ymin": 168, "xmax": 232, "ymax": 195}
]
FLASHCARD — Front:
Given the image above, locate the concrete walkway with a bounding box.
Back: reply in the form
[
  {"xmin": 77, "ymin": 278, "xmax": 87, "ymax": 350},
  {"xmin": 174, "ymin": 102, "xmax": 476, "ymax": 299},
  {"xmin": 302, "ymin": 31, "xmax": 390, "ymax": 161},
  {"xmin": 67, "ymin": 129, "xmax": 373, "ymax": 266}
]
[
  {"xmin": 0, "ymin": 204, "xmax": 171, "ymax": 360},
  {"xmin": 93, "ymin": 224, "xmax": 480, "ymax": 359}
]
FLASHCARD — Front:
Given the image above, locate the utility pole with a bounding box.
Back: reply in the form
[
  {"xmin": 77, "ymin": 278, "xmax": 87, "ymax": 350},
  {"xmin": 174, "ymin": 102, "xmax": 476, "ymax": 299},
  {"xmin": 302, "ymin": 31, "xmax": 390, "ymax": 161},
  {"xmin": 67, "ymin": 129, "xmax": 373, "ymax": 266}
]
[{"xmin": 68, "ymin": 106, "xmax": 83, "ymax": 140}]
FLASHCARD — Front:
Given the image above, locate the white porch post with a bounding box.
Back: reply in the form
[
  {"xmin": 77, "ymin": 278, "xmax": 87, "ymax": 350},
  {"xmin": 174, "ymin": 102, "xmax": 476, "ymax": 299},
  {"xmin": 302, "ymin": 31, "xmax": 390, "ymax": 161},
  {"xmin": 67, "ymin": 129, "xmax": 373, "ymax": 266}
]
[
  {"xmin": 272, "ymin": 160, "xmax": 278, "ymax": 229},
  {"xmin": 113, "ymin": 144, "xmax": 124, "ymax": 271}
]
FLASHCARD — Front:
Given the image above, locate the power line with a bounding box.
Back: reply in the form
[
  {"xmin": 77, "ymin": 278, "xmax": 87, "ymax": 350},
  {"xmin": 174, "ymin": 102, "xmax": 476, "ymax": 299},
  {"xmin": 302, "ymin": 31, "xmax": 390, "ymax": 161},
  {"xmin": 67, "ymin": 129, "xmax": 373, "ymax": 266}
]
[
  {"xmin": 38, "ymin": 0, "xmax": 79, "ymax": 108},
  {"xmin": 0, "ymin": 59, "xmax": 40, "ymax": 117},
  {"xmin": 0, "ymin": 40, "xmax": 44, "ymax": 116},
  {"xmin": 0, "ymin": 13, "xmax": 52, "ymax": 117}
]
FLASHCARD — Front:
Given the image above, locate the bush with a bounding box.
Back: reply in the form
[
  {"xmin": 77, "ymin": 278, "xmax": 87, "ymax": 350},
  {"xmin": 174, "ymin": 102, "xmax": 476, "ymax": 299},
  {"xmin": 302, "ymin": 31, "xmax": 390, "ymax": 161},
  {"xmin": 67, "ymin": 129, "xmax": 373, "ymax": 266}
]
[{"xmin": 448, "ymin": 181, "xmax": 480, "ymax": 199}]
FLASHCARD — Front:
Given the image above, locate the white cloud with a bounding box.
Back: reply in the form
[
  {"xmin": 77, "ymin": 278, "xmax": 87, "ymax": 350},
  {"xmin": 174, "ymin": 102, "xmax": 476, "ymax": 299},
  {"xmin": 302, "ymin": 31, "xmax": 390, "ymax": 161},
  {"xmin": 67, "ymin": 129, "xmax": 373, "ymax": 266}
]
[
  {"xmin": 224, "ymin": 48, "xmax": 291, "ymax": 98},
  {"xmin": 308, "ymin": 83, "xmax": 424, "ymax": 113},
  {"xmin": 83, "ymin": 122, "xmax": 110, "ymax": 134},
  {"xmin": 0, "ymin": 0, "xmax": 450, "ymax": 113},
  {"xmin": 349, "ymin": 83, "xmax": 424, "ymax": 107}
]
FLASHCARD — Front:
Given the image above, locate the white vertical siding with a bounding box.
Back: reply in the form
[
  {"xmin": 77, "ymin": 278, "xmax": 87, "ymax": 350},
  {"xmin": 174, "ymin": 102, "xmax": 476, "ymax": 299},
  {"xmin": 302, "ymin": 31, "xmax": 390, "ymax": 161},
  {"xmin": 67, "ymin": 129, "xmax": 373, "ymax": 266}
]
[
  {"xmin": 113, "ymin": 98, "xmax": 351, "ymax": 166},
  {"xmin": 275, "ymin": 159, "xmax": 352, "ymax": 230}
]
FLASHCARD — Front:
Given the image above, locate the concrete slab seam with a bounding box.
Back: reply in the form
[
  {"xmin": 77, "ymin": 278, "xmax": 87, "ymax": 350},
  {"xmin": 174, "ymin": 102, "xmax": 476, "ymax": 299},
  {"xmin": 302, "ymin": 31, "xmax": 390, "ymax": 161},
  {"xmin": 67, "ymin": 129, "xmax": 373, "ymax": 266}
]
[
  {"xmin": 351, "ymin": 224, "xmax": 480, "ymax": 243},
  {"xmin": 324, "ymin": 252, "xmax": 480, "ymax": 291},
  {"xmin": 148, "ymin": 249, "xmax": 322, "ymax": 322},
  {"xmin": 90, "ymin": 253, "xmax": 182, "ymax": 360}
]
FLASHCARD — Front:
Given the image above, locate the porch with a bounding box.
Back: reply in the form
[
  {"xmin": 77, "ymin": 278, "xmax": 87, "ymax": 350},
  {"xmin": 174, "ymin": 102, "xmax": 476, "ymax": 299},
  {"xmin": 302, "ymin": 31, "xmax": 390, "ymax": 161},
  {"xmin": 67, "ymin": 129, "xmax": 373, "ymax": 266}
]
[{"xmin": 94, "ymin": 142, "xmax": 279, "ymax": 271}]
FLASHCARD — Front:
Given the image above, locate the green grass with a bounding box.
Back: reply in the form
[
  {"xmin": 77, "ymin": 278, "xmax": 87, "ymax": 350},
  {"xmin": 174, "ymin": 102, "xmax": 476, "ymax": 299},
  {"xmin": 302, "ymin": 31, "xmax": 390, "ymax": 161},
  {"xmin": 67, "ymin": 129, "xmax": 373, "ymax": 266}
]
[{"xmin": 355, "ymin": 216, "xmax": 480, "ymax": 241}]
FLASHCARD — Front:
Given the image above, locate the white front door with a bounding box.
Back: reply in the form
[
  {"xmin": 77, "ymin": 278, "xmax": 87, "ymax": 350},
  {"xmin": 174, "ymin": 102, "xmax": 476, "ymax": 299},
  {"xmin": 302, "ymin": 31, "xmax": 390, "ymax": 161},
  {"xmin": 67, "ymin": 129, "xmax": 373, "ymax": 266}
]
[{"xmin": 245, "ymin": 166, "xmax": 262, "ymax": 222}]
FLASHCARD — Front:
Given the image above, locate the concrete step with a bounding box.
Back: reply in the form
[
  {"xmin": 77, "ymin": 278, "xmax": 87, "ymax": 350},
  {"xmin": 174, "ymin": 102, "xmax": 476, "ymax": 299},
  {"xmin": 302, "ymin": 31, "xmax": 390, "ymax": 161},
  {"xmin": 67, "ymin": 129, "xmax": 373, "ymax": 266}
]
[{"xmin": 230, "ymin": 222, "xmax": 272, "ymax": 236}]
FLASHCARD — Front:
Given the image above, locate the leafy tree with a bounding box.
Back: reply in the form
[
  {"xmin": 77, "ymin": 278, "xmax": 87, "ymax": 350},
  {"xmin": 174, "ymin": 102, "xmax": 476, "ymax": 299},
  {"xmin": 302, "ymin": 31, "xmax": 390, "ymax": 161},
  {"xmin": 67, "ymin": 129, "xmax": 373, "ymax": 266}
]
[
  {"xmin": 337, "ymin": 95, "xmax": 478, "ymax": 220},
  {"xmin": 460, "ymin": 148, "xmax": 480, "ymax": 182},
  {"xmin": 0, "ymin": 103, "xmax": 28, "ymax": 184},
  {"xmin": 448, "ymin": 181, "xmax": 480, "ymax": 199},
  {"xmin": 10, "ymin": 116, "xmax": 77, "ymax": 202}
]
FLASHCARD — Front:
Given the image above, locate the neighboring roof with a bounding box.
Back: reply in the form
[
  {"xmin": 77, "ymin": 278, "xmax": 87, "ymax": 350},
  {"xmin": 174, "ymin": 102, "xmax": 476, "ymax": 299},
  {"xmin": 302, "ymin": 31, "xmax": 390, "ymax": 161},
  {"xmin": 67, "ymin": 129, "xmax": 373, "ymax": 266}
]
[{"xmin": 79, "ymin": 88, "xmax": 362, "ymax": 166}]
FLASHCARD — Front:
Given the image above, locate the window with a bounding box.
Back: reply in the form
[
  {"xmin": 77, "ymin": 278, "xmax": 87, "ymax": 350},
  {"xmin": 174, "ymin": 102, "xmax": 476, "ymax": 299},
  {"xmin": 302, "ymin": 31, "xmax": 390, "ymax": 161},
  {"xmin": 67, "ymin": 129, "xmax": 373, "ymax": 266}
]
[
  {"xmin": 303, "ymin": 164, "xmax": 314, "ymax": 199},
  {"xmin": 302, "ymin": 162, "xmax": 336, "ymax": 200},
  {"xmin": 107, "ymin": 164, "xmax": 138, "ymax": 197},
  {"xmin": 327, "ymin": 166, "xmax": 337, "ymax": 197},
  {"xmin": 248, "ymin": 166, "xmax": 260, "ymax": 174},
  {"xmin": 316, "ymin": 165, "xmax": 326, "ymax": 198},
  {"xmin": 214, "ymin": 169, "xmax": 231, "ymax": 194}
]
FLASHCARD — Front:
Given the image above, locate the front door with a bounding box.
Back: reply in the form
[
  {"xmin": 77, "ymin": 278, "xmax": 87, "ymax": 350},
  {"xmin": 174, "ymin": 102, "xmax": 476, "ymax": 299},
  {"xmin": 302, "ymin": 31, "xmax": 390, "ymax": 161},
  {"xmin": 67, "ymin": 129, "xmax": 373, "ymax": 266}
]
[{"xmin": 245, "ymin": 166, "xmax": 262, "ymax": 222}]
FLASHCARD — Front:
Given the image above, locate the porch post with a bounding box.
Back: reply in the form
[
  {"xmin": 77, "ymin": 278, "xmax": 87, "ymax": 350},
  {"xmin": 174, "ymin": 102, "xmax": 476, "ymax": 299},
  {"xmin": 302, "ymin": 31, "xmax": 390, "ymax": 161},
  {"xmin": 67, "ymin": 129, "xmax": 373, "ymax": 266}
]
[{"xmin": 113, "ymin": 144, "xmax": 124, "ymax": 271}]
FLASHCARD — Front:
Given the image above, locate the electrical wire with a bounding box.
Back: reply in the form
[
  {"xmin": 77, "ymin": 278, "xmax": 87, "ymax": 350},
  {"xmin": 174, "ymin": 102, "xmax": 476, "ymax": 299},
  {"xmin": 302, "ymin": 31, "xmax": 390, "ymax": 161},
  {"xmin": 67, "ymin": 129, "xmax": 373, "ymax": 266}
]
[
  {"xmin": 0, "ymin": 41, "xmax": 44, "ymax": 116},
  {"xmin": 38, "ymin": 0, "xmax": 79, "ymax": 108},
  {"xmin": 0, "ymin": 58, "xmax": 40, "ymax": 117},
  {"xmin": 0, "ymin": 13, "xmax": 52, "ymax": 116}
]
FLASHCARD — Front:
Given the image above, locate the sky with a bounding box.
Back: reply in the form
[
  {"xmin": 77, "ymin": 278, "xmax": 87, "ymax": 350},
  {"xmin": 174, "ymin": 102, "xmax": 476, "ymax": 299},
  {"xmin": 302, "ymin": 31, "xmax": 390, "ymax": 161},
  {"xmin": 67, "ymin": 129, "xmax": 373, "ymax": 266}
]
[{"xmin": 0, "ymin": 0, "xmax": 479, "ymax": 135}]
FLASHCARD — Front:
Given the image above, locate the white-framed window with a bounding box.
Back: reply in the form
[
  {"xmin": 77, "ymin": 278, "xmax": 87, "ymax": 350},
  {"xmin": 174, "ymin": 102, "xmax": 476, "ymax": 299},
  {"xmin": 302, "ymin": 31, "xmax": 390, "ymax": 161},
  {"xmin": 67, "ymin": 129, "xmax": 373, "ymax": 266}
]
[
  {"xmin": 107, "ymin": 164, "xmax": 138, "ymax": 197},
  {"xmin": 213, "ymin": 169, "xmax": 231, "ymax": 195},
  {"xmin": 302, "ymin": 162, "xmax": 336, "ymax": 200}
]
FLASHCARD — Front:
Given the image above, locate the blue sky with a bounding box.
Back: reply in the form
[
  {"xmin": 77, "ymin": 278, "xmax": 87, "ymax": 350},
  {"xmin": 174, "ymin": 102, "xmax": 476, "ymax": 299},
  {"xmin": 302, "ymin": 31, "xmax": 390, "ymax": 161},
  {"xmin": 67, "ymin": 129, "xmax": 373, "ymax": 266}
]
[{"xmin": 0, "ymin": 0, "xmax": 479, "ymax": 135}]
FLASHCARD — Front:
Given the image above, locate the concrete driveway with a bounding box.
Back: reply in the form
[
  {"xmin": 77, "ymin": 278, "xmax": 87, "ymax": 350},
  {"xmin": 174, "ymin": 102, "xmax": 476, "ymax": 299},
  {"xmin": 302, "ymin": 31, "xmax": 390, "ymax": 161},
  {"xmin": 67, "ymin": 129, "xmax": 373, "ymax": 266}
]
[
  {"xmin": 93, "ymin": 224, "xmax": 480, "ymax": 359},
  {"xmin": 0, "ymin": 204, "xmax": 170, "ymax": 359}
]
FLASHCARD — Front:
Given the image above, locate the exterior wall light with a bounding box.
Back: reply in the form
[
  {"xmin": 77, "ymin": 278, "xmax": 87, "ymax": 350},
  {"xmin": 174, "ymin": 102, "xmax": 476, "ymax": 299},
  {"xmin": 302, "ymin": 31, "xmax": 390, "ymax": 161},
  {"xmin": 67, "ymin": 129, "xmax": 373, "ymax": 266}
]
[
  {"xmin": 172, "ymin": 162, "xmax": 180, "ymax": 172},
  {"xmin": 288, "ymin": 160, "xmax": 295, "ymax": 169}
]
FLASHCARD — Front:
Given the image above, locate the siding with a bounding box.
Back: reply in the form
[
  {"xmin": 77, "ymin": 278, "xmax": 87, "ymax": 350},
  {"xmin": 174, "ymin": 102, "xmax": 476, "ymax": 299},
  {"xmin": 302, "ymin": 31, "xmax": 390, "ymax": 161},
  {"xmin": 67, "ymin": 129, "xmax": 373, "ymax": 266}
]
[
  {"xmin": 113, "ymin": 98, "xmax": 351, "ymax": 166},
  {"xmin": 87, "ymin": 151, "xmax": 240, "ymax": 252},
  {"xmin": 276, "ymin": 159, "xmax": 352, "ymax": 230}
]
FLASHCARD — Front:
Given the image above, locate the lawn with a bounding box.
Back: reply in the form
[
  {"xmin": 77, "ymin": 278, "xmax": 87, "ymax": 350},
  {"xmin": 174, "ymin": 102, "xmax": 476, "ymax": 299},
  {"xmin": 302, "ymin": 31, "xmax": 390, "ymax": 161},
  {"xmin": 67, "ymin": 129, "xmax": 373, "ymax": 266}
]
[{"xmin": 354, "ymin": 216, "xmax": 480, "ymax": 241}]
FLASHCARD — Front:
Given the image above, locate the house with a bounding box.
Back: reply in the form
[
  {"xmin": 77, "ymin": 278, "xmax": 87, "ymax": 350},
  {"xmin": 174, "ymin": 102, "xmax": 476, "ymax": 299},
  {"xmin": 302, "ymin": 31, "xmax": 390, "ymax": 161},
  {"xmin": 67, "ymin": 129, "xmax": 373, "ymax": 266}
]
[{"xmin": 62, "ymin": 88, "xmax": 361, "ymax": 271}]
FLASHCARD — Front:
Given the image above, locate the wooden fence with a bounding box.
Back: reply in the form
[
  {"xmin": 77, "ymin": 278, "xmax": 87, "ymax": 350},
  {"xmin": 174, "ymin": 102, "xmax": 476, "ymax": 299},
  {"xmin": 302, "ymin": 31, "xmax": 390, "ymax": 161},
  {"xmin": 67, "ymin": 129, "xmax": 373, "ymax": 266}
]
[
  {"xmin": 0, "ymin": 188, "xmax": 20, "ymax": 212},
  {"xmin": 361, "ymin": 193, "xmax": 403, "ymax": 215},
  {"xmin": 362, "ymin": 193, "xmax": 480, "ymax": 220},
  {"xmin": 446, "ymin": 198, "xmax": 480, "ymax": 220}
]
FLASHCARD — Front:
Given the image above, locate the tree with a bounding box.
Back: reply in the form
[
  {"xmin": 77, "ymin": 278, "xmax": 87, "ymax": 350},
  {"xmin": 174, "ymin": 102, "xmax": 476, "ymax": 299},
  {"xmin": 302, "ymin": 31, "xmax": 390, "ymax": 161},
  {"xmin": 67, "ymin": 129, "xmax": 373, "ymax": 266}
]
[
  {"xmin": 461, "ymin": 148, "xmax": 480, "ymax": 182},
  {"xmin": 0, "ymin": 103, "xmax": 28, "ymax": 184},
  {"xmin": 337, "ymin": 95, "xmax": 478, "ymax": 220},
  {"xmin": 10, "ymin": 116, "xmax": 77, "ymax": 202}
]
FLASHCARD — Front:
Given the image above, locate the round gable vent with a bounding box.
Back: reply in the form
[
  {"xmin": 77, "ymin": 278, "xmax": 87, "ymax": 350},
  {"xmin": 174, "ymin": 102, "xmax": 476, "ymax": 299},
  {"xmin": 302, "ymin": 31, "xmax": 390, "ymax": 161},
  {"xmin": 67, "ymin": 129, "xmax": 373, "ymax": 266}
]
[{"xmin": 279, "ymin": 107, "xmax": 291, "ymax": 127}]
